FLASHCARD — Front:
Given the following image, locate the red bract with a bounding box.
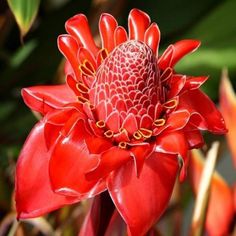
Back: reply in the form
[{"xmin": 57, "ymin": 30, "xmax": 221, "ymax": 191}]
[{"xmin": 15, "ymin": 9, "xmax": 227, "ymax": 235}]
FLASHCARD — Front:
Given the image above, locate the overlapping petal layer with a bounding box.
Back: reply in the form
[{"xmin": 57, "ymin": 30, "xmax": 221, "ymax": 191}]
[{"xmin": 15, "ymin": 121, "xmax": 79, "ymax": 219}]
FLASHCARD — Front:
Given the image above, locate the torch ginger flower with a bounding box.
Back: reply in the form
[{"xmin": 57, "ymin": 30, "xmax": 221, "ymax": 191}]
[{"xmin": 15, "ymin": 9, "xmax": 227, "ymax": 235}]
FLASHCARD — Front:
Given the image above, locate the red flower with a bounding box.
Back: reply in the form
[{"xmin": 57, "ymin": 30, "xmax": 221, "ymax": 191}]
[{"xmin": 15, "ymin": 9, "xmax": 226, "ymax": 235}]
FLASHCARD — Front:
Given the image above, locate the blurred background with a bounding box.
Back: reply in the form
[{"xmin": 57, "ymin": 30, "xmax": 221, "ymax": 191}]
[{"xmin": 0, "ymin": 0, "xmax": 236, "ymax": 235}]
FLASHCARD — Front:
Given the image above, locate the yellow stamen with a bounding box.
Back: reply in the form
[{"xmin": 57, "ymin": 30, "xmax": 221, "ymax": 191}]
[
  {"xmin": 76, "ymin": 82, "xmax": 89, "ymax": 94},
  {"xmin": 78, "ymin": 96, "xmax": 90, "ymax": 104},
  {"xmin": 79, "ymin": 59, "xmax": 95, "ymax": 76},
  {"xmin": 163, "ymin": 98, "xmax": 178, "ymax": 109},
  {"xmin": 99, "ymin": 48, "xmax": 109, "ymax": 61},
  {"xmin": 133, "ymin": 131, "xmax": 142, "ymax": 140},
  {"xmin": 138, "ymin": 128, "xmax": 153, "ymax": 139},
  {"xmin": 96, "ymin": 120, "xmax": 106, "ymax": 128},
  {"xmin": 153, "ymin": 118, "xmax": 166, "ymax": 127},
  {"xmin": 119, "ymin": 127, "xmax": 128, "ymax": 135},
  {"xmin": 104, "ymin": 130, "xmax": 114, "ymax": 138},
  {"xmin": 118, "ymin": 142, "xmax": 127, "ymax": 149}
]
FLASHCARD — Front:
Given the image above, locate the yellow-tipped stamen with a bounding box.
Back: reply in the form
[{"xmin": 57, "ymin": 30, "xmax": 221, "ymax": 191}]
[
  {"xmin": 139, "ymin": 128, "xmax": 153, "ymax": 139},
  {"xmin": 76, "ymin": 82, "xmax": 89, "ymax": 94},
  {"xmin": 163, "ymin": 98, "xmax": 178, "ymax": 109},
  {"xmin": 153, "ymin": 118, "xmax": 166, "ymax": 127},
  {"xmin": 78, "ymin": 96, "xmax": 90, "ymax": 104},
  {"xmin": 104, "ymin": 130, "xmax": 114, "ymax": 138},
  {"xmin": 99, "ymin": 48, "xmax": 109, "ymax": 61},
  {"xmin": 96, "ymin": 120, "xmax": 106, "ymax": 128},
  {"xmin": 118, "ymin": 142, "xmax": 127, "ymax": 149},
  {"xmin": 119, "ymin": 127, "xmax": 128, "ymax": 135},
  {"xmin": 79, "ymin": 59, "xmax": 95, "ymax": 76},
  {"xmin": 133, "ymin": 131, "xmax": 142, "ymax": 140}
]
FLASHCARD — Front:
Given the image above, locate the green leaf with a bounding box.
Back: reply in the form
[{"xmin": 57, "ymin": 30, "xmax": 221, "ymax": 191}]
[
  {"xmin": 176, "ymin": 0, "xmax": 236, "ymax": 100},
  {"xmin": 7, "ymin": 0, "xmax": 40, "ymax": 37}
]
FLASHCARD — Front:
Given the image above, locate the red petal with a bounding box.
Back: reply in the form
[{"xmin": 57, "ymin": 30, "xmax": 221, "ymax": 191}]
[
  {"xmin": 155, "ymin": 131, "xmax": 189, "ymax": 181},
  {"xmin": 190, "ymin": 150, "xmax": 234, "ymax": 236},
  {"xmin": 106, "ymin": 110, "xmax": 120, "ymax": 132},
  {"xmin": 167, "ymin": 109, "xmax": 190, "ymax": 131},
  {"xmin": 85, "ymin": 147, "xmax": 131, "ymax": 181},
  {"xmin": 130, "ymin": 144, "xmax": 153, "ymax": 177},
  {"xmin": 220, "ymin": 75, "xmax": 236, "ymax": 167},
  {"xmin": 22, "ymin": 85, "xmax": 76, "ymax": 115},
  {"xmin": 122, "ymin": 113, "xmax": 138, "ymax": 134},
  {"xmin": 128, "ymin": 9, "xmax": 150, "ymax": 41},
  {"xmin": 85, "ymin": 136, "xmax": 113, "ymax": 154},
  {"xmin": 170, "ymin": 40, "xmax": 201, "ymax": 67},
  {"xmin": 184, "ymin": 129, "xmax": 204, "ymax": 149},
  {"xmin": 115, "ymin": 26, "xmax": 128, "ymax": 46},
  {"xmin": 49, "ymin": 119, "xmax": 106, "ymax": 196},
  {"xmin": 78, "ymin": 47, "xmax": 96, "ymax": 69},
  {"xmin": 99, "ymin": 13, "xmax": 118, "ymax": 52},
  {"xmin": 15, "ymin": 121, "xmax": 79, "ymax": 219},
  {"xmin": 65, "ymin": 14, "xmax": 98, "ymax": 56},
  {"xmin": 144, "ymin": 23, "xmax": 160, "ymax": 55},
  {"xmin": 108, "ymin": 152, "xmax": 179, "ymax": 235},
  {"xmin": 167, "ymin": 75, "xmax": 186, "ymax": 98},
  {"xmin": 158, "ymin": 45, "xmax": 174, "ymax": 70},
  {"xmin": 57, "ymin": 35, "xmax": 80, "ymax": 79},
  {"xmin": 184, "ymin": 76, "xmax": 208, "ymax": 91},
  {"xmin": 179, "ymin": 89, "xmax": 227, "ymax": 134}
]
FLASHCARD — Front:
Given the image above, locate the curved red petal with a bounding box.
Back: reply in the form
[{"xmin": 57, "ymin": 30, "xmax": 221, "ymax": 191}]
[
  {"xmin": 99, "ymin": 13, "xmax": 118, "ymax": 52},
  {"xmin": 170, "ymin": 39, "xmax": 201, "ymax": 67},
  {"xmin": 179, "ymin": 89, "xmax": 227, "ymax": 134},
  {"xmin": 78, "ymin": 47, "xmax": 96, "ymax": 69},
  {"xmin": 158, "ymin": 45, "xmax": 174, "ymax": 70},
  {"xmin": 85, "ymin": 147, "xmax": 131, "ymax": 181},
  {"xmin": 184, "ymin": 76, "xmax": 208, "ymax": 91},
  {"xmin": 49, "ymin": 119, "xmax": 106, "ymax": 197},
  {"xmin": 144, "ymin": 23, "xmax": 160, "ymax": 55},
  {"xmin": 57, "ymin": 35, "xmax": 80, "ymax": 79},
  {"xmin": 184, "ymin": 129, "xmax": 204, "ymax": 149},
  {"xmin": 128, "ymin": 9, "xmax": 150, "ymax": 41},
  {"xmin": 115, "ymin": 26, "xmax": 128, "ymax": 46},
  {"xmin": 167, "ymin": 109, "xmax": 190, "ymax": 131},
  {"xmin": 22, "ymin": 85, "xmax": 76, "ymax": 115},
  {"xmin": 130, "ymin": 144, "xmax": 153, "ymax": 177},
  {"xmin": 155, "ymin": 131, "xmax": 188, "ymax": 181},
  {"xmin": 167, "ymin": 75, "xmax": 186, "ymax": 98},
  {"xmin": 15, "ymin": 121, "xmax": 79, "ymax": 219},
  {"xmin": 190, "ymin": 150, "xmax": 234, "ymax": 236},
  {"xmin": 65, "ymin": 14, "xmax": 98, "ymax": 56},
  {"xmin": 85, "ymin": 136, "xmax": 113, "ymax": 154},
  {"xmin": 108, "ymin": 152, "xmax": 179, "ymax": 236}
]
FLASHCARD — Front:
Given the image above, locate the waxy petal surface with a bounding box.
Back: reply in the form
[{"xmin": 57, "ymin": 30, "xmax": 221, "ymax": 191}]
[
  {"xmin": 49, "ymin": 119, "xmax": 106, "ymax": 197},
  {"xmin": 108, "ymin": 153, "xmax": 179, "ymax": 236},
  {"xmin": 179, "ymin": 89, "xmax": 227, "ymax": 134},
  {"xmin": 22, "ymin": 85, "xmax": 75, "ymax": 115},
  {"xmin": 15, "ymin": 121, "xmax": 79, "ymax": 219}
]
